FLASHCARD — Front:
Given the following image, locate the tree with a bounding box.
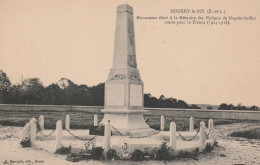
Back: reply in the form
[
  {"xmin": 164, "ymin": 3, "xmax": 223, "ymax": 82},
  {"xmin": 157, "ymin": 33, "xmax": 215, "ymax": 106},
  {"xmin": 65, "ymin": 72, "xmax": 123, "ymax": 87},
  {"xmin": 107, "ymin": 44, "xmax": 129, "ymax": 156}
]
[
  {"xmin": 8, "ymin": 84, "xmax": 20, "ymax": 104},
  {"xmin": 165, "ymin": 97, "xmax": 177, "ymax": 108},
  {"xmin": 19, "ymin": 78, "xmax": 45, "ymax": 104},
  {"xmin": 207, "ymin": 106, "xmax": 213, "ymax": 110},
  {"xmin": 176, "ymin": 100, "xmax": 190, "ymax": 109},
  {"xmin": 144, "ymin": 93, "xmax": 153, "ymax": 107},
  {"xmin": 43, "ymin": 83, "xmax": 62, "ymax": 105},
  {"xmin": 87, "ymin": 83, "xmax": 104, "ymax": 106},
  {"xmin": 235, "ymin": 103, "xmax": 248, "ymax": 110},
  {"xmin": 218, "ymin": 103, "xmax": 235, "ymax": 110},
  {"xmin": 77, "ymin": 84, "xmax": 89, "ymax": 105},
  {"xmin": 218, "ymin": 103, "xmax": 229, "ymax": 110},
  {"xmin": 249, "ymin": 105, "xmax": 259, "ymax": 111},
  {"xmin": 0, "ymin": 70, "xmax": 11, "ymax": 103},
  {"xmin": 58, "ymin": 79, "xmax": 81, "ymax": 105},
  {"xmin": 159, "ymin": 95, "xmax": 166, "ymax": 101},
  {"xmin": 158, "ymin": 95, "xmax": 167, "ymax": 107},
  {"xmin": 190, "ymin": 104, "xmax": 201, "ymax": 109}
]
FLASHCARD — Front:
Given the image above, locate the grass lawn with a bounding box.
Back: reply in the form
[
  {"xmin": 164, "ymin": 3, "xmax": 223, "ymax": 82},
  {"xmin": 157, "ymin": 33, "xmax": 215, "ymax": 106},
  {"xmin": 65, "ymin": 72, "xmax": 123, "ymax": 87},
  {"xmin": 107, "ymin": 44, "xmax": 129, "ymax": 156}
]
[
  {"xmin": 230, "ymin": 128, "xmax": 260, "ymax": 139},
  {"xmin": 0, "ymin": 110, "xmax": 258, "ymax": 131}
]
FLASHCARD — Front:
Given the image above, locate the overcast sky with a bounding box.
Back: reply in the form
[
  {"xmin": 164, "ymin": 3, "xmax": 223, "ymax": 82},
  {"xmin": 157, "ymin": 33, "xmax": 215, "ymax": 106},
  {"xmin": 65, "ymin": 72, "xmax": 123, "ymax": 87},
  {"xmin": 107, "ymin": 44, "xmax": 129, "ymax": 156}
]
[{"xmin": 0, "ymin": 0, "xmax": 259, "ymax": 106}]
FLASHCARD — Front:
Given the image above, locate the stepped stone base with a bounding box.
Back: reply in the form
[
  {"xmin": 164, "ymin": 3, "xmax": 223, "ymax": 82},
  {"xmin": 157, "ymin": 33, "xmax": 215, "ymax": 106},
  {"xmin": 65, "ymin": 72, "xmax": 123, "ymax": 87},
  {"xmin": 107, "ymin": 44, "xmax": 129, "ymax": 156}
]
[{"xmin": 100, "ymin": 109, "xmax": 156, "ymax": 136}]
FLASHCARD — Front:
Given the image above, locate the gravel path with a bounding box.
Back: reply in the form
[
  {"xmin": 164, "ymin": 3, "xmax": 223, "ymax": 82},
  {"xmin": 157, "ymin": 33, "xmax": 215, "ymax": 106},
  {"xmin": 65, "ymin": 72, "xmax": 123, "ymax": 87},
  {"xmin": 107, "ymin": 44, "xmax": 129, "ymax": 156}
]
[{"xmin": 0, "ymin": 122, "xmax": 259, "ymax": 165}]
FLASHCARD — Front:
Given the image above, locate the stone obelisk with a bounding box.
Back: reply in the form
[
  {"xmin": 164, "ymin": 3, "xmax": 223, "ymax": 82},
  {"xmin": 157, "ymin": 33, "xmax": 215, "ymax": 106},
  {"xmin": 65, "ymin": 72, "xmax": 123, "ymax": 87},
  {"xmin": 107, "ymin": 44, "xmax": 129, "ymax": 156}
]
[{"xmin": 101, "ymin": 4, "xmax": 154, "ymax": 136}]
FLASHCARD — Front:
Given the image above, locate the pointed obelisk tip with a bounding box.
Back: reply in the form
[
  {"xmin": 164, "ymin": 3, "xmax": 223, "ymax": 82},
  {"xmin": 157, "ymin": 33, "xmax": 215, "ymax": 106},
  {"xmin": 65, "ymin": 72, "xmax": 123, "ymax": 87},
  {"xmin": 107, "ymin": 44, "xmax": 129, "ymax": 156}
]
[{"xmin": 117, "ymin": 4, "xmax": 133, "ymax": 14}]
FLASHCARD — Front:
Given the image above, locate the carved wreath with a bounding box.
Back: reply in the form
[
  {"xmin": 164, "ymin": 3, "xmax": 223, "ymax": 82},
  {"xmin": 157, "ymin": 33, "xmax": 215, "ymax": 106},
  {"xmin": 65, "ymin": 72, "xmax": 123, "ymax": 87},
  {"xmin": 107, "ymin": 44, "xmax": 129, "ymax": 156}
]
[
  {"xmin": 108, "ymin": 74, "xmax": 126, "ymax": 81},
  {"xmin": 130, "ymin": 73, "xmax": 141, "ymax": 81}
]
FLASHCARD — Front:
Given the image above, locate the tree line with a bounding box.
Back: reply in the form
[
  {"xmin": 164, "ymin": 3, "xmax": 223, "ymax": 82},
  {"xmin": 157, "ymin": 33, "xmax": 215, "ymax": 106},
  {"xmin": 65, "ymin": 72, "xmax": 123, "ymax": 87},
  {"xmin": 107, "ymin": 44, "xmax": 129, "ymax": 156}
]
[
  {"xmin": 0, "ymin": 70, "xmax": 104, "ymax": 106},
  {"xmin": 217, "ymin": 103, "xmax": 258, "ymax": 111},
  {"xmin": 0, "ymin": 69, "xmax": 258, "ymax": 110},
  {"xmin": 144, "ymin": 94, "xmax": 200, "ymax": 109}
]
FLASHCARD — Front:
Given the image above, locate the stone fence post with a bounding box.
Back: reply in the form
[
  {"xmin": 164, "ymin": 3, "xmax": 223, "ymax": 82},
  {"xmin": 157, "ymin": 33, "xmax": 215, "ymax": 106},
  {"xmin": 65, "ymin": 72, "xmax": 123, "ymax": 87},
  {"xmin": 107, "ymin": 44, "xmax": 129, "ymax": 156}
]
[
  {"xmin": 200, "ymin": 121, "xmax": 206, "ymax": 146},
  {"xmin": 56, "ymin": 120, "xmax": 62, "ymax": 149},
  {"xmin": 170, "ymin": 122, "xmax": 176, "ymax": 150},
  {"xmin": 160, "ymin": 115, "xmax": 165, "ymax": 131},
  {"xmin": 208, "ymin": 119, "xmax": 214, "ymax": 140},
  {"xmin": 39, "ymin": 115, "xmax": 44, "ymax": 131},
  {"xmin": 30, "ymin": 118, "xmax": 37, "ymax": 141},
  {"xmin": 94, "ymin": 114, "xmax": 98, "ymax": 126},
  {"xmin": 189, "ymin": 117, "xmax": 194, "ymax": 132},
  {"xmin": 66, "ymin": 115, "xmax": 70, "ymax": 130},
  {"xmin": 104, "ymin": 120, "xmax": 111, "ymax": 153}
]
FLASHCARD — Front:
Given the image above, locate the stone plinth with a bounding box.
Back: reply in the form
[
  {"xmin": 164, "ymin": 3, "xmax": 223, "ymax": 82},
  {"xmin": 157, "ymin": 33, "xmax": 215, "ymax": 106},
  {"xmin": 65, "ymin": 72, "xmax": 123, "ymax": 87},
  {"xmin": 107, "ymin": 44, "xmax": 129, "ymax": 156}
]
[{"xmin": 101, "ymin": 109, "xmax": 155, "ymax": 136}]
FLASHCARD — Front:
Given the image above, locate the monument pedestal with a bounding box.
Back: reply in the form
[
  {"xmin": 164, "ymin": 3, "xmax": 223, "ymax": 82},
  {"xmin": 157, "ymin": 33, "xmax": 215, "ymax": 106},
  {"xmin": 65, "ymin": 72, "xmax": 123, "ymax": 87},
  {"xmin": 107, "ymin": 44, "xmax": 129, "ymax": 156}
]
[{"xmin": 101, "ymin": 109, "xmax": 156, "ymax": 136}]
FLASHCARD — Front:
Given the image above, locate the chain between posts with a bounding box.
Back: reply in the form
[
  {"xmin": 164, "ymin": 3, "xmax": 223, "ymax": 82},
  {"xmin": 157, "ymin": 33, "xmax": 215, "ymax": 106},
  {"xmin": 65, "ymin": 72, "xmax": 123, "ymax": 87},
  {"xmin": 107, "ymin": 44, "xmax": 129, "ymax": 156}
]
[
  {"xmin": 177, "ymin": 128, "xmax": 200, "ymax": 141},
  {"xmin": 36, "ymin": 118, "xmax": 102, "ymax": 140},
  {"xmin": 38, "ymin": 130, "xmax": 55, "ymax": 137},
  {"xmin": 177, "ymin": 123, "xmax": 212, "ymax": 141},
  {"xmin": 65, "ymin": 128, "xmax": 97, "ymax": 141},
  {"xmin": 163, "ymin": 128, "xmax": 200, "ymax": 142},
  {"xmin": 205, "ymin": 126, "xmax": 212, "ymax": 139},
  {"xmin": 35, "ymin": 117, "xmax": 210, "ymax": 141},
  {"xmin": 110, "ymin": 124, "xmax": 124, "ymax": 136},
  {"xmin": 110, "ymin": 123, "xmax": 161, "ymax": 139},
  {"xmin": 34, "ymin": 120, "xmax": 55, "ymax": 137},
  {"xmin": 129, "ymin": 130, "xmax": 161, "ymax": 139}
]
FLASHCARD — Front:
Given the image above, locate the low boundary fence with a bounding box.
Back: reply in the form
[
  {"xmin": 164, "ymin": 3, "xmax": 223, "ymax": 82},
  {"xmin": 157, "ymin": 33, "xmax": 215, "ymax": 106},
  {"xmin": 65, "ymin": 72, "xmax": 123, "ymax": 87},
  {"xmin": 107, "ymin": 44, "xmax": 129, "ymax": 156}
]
[{"xmin": 23, "ymin": 114, "xmax": 215, "ymax": 152}]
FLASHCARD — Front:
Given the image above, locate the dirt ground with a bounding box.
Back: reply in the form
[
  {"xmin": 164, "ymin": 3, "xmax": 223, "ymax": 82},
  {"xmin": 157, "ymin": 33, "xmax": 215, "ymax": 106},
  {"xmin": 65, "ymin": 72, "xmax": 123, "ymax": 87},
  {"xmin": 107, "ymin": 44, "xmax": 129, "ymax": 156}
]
[{"xmin": 0, "ymin": 122, "xmax": 259, "ymax": 165}]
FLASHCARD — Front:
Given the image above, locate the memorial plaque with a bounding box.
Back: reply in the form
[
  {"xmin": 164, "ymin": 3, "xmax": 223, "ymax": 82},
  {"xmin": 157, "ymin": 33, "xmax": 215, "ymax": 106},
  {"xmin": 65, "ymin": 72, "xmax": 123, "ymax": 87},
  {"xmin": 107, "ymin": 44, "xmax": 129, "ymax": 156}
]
[
  {"xmin": 130, "ymin": 84, "xmax": 142, "ymax": 106},
  {"xmin": 106, "ymin": 84, "xmax": 124, "ymax": 106}
]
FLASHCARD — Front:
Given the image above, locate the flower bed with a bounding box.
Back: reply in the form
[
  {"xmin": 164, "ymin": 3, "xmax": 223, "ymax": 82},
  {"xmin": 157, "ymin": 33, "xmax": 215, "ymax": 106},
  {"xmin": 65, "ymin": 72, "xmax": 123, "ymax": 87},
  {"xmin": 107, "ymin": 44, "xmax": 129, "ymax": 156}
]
[{"xmin": 20, "ymin": 122, "xmax": 31, "ymax": 147}]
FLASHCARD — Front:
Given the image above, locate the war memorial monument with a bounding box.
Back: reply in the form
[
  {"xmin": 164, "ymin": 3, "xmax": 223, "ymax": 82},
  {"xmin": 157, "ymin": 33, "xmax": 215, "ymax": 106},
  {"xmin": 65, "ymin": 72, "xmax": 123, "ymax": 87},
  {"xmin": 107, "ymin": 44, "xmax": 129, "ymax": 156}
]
[
  {"xmin": 17, "ymin": 4, "xmax": 215, "ymax": 162},
  {"xmin": 0, "ymin": 1, "xmax": 259, "ymax": 164},
  {"xmin": 101, "ymin": 4, "xmax": 155, "ymax": 136}
]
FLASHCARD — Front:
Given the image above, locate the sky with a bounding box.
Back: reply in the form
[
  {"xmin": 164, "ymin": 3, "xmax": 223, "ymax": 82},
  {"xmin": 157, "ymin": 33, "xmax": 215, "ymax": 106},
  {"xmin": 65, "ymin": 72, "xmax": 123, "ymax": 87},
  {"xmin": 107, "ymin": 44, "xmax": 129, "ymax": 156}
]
[{"xmin": 0, "ymin": 0, "xmax": 259, "ymax": 106}]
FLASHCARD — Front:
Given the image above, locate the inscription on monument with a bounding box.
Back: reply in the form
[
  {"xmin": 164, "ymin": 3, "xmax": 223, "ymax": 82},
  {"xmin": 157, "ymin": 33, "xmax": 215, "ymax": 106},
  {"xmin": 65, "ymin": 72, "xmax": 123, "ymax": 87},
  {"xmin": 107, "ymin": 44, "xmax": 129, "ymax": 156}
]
[
  {"xmin": 108, "ymin": 74, "xmax": 126, "ymax": 81},
  {"xmin": 106, "ymin": 84, "xmax": 124, "ymax": 106},
  {"xmin": 128, "ymin": 19, "xmax": 135, "ymax": 46},
  {"xmin": 130, "ymin": 84, "xmax": 142, "ymax": 106}
]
